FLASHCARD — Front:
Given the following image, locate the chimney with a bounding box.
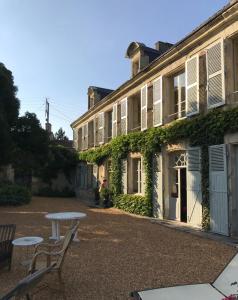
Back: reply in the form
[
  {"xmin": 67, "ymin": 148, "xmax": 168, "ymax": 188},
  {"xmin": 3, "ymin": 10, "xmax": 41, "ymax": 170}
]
[{"xmin": 155, "ymin": 41, "xmax": 173, "ymax": 55}]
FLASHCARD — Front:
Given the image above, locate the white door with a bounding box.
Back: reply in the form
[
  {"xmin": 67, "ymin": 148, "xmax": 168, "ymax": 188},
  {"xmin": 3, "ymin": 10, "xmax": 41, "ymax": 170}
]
[
  {"xmin": 209, "ymin": 144, "xmax": 229, "ymax": 235},
  {"xmin": 169, "ymin": 168, "xmax": 180, "ymax": 221},
  {"xmin": 152, "ymin": 153, "xmax": 163, "ymax": 219},
  {"xmin": 187, "ymin": 147, "xmax": 202, "ymax": 227}
]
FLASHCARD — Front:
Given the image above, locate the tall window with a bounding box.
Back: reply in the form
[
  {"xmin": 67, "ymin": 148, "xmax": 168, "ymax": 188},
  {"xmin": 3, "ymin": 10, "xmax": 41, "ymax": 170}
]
[
  {"xmin": 173, "ymin": 72, "xmax": 185, "ymax": 119},
  {"xmin": 132, "ymin": 158, "xmax": 142, "ymax": 193}
]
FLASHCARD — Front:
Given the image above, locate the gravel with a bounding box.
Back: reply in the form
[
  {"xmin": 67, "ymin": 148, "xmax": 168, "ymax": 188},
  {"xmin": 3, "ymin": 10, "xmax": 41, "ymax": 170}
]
[{"xmin": 0, "ymin": 197, "xmax": 235, "ymax": 299}]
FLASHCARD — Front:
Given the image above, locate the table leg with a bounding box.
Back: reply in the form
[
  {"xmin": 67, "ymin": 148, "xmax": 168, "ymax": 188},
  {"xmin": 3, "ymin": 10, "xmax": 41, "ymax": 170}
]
[
  {"xmin": 56, "ymin": 221, "xmax": 60, "ymax": 240},
  {"xmin": 50, "ymin": 220, "xmax": 58, "ymax": 240},
  {"xmin": 50, "ymin": 220, "xmax": 64, "ymax": 240}
]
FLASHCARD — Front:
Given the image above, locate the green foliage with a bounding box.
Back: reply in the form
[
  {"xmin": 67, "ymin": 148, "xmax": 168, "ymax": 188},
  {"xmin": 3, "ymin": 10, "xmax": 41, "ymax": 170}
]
[
  {"xmin": 36, "ymin": 186, "xmax": 75, "ymax": 198},
  {"xmin": 0, "ymin": 63, "xmax": 20, "ymax": 166},
  {"xmin": 40, "ymin": 145, "xmax": 78, "ymax": 184},
  {"xmin": 0, "ymin": 184, "xmax": 31, "ymax": 206},
  {"xmin": 114, "ymin": 194, "xmax": 151, "ymax": 216},
  {"xmin": 12, "ymin": 112, "xmax": 49, "ymax": 175},
  {"xmin": 54, "ymin": 127, "xmax": 69, "ymax": 141},
  {"xmin": 79, "ymin": 107, "xmax": 238, "ymax": 226}
]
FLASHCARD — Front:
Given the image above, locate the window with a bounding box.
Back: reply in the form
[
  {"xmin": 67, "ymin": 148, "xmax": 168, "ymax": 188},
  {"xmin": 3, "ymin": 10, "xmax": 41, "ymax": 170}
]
[
  {"xmin": 107, "ymin": 110, "xmax": 112, "ymax": 141},
  {"xmin": 132, "ymin": 60, "xmax": 140, "ymax": 77},
  {"xmin": 89, "ymin": 97, "xmax": 94, "ymax": 109},
  {"xmin": 132, "ymin": 158, "xmax": 142, "ymax": 194},
  {"xmin": 171, "ymin": 169, "xmax": 179, "ymax": 198},
  {"xmin": 171, "ymin": 72, "xmax": 186, "ymax": 119}
]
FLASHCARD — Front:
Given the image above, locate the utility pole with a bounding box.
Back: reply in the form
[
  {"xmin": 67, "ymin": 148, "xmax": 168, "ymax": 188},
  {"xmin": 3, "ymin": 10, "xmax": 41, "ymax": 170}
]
[
  {"xmin": 45, "ymin": 98, "xmax": 52, "ymax": 138},
  {"xmin": 45, "ymin": 98, "xmax": 49, "ymax": 124}
]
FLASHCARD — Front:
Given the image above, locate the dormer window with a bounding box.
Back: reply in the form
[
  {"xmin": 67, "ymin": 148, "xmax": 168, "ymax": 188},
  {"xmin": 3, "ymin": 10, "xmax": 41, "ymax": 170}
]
[
  {"xmin": 132, "ymin": 59, "xmax": 140, "ymax": 77},
  {"xmin": 126, "ymin": 41, "xmax": 173, "ymax": 78}
]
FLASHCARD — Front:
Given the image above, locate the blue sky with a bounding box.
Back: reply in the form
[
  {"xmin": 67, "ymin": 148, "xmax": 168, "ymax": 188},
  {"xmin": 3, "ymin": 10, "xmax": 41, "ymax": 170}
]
[{"xmin": 0, "ymin": 0, "xmax": 228, "ymax": 138}]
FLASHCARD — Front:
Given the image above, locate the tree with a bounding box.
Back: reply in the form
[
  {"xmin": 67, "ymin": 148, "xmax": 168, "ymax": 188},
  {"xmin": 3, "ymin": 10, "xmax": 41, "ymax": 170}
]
[
  {"xmin": 12, "ymin": 112, "xmax": 49, "ymax": 176},
  {"xmin": 40, "ymin": 145, "xmax": 78, "ymax": 185},
  {"xmin": 54, "ymin": 128, "xmax": 69, "ymax": 141},
  {"xmin": 0, "ymin": 63, "xmax": 20, "ymax": 165}
]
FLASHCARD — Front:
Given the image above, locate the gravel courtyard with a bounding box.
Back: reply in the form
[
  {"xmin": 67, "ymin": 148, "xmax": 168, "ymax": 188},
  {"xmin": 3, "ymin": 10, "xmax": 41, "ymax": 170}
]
[{"xmin": 0, "ymin": 197, "xmax": 236, "ymax": 299}]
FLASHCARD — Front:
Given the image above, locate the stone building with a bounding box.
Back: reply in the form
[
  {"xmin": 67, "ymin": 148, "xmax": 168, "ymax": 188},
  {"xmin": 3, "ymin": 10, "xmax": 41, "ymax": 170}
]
[{"xmin": 71, "ymin": 1, "xmax": 238, "ymax": 236}]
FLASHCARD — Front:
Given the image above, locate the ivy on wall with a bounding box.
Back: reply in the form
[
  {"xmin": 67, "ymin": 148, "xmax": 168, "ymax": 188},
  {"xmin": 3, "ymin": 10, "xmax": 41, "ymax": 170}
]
[{"xmin": 79, "ymin": 107, "xmax": 238, "ymax": 226}]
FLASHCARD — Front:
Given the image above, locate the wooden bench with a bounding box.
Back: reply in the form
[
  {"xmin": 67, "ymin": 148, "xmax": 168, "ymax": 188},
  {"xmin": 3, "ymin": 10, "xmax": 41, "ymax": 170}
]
[
  {"xmin": 0, "ymin": 264, "xmax": 55, "ymax": 300},
  {"xmin": 0, "ymin": 224, "xmax": 16, "ymax": 271}
]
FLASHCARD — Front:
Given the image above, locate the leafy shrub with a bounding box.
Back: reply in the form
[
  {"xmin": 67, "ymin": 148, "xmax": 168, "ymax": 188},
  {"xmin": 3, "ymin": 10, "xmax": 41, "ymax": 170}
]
[
  {"xmin": 113, "ymin": 194, "xmax": 151, "ymax": 217},
  {"xmin": 0, "ymin": 184, "xmax": 31, "ymax": 206},
  {"xmin": 36, "ymin": 186, "xmax": 75, "ymax": 198}
]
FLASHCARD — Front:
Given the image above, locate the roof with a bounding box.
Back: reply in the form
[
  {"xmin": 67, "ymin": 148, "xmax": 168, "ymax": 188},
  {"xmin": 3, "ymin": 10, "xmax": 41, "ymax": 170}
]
[
  {"xmin": 71, "ymin": 0, "xmax": 237, "ymax": 128},
  {"xmin": 88, "ymin": 86, "xmax": 114, "ymax": 96}
]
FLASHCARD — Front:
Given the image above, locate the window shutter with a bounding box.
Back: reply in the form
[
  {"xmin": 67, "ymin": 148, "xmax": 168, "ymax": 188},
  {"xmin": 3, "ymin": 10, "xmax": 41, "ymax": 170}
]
[
  {"xmin": 186, "ymin": 55, "xmax": 199, "ymax": 116},
  {"xmin": 73, "ymin": 128, "xmax": 78, "ymax": 150},
  {"xmin": 121, "ymin": 159, "xmax": 127, "ymax": 194},
  {"xmin": 186, "ymin": 147, "xmax": 202, "ymax": 227},
  {"xmin": 207, "ymin": 40, "xmax": 225, "ymax": 108},
  {"xmin": 152, "ymin": 153, "xmax": 163, "ymax": 219},
  {"xmin": 141, "ymin": 157, "xmax": 146, "ymax": 195},
  {"xmin": 112, "ymin": 104, "xmax": 117, "ymax": 138},
  {"xmin": 209, "ymin": 144, "xmax": 228, "ymax": 235},
  {"xmin": 84, "ymin": 123, "xmax": 88, "ymax": 149},
  {"xmin": 98, "ymin": 112, "xmax": 104, "ymax": 144},
  {"xmin": 141, "ymin": 85, "xmax": 147, "ymax": 131},
  {"xmin": 153, "ymin": 76, "xmax": 163, "ymax": 126},
  {"xmin": 81, "ymin": 126, "xmax": 85, "ymax": 150},
  {"xmin": 93, "ymin": 117, "xmax": 97, "ymax": 146},
  {"xmin": 120, "ymin": 98, "xmax": 127, "ymax": 135}
]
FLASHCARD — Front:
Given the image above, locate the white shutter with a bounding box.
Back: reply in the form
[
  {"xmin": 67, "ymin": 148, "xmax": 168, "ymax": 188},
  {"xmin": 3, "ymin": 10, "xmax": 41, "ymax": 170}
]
[
  {"xmin": 81, "ymin": 125, "xmax": 85, "ymax": 150},
  {"xmin": 153, "ymin": 153, "xmax": 163, "ymax": 219},
  {"xmin": 93, "ymin": 117, "xmax": 97, "ymax": 147},
  {"xmin": 187, "ymin": 147, "xmax": 202, "ymax": 227},
  {"xmin": 112, "ymin": 104, "xmax": 117, "ymax": 138},
  {"xmin": 98, "ymin": 112, "xmax": 104, "ymax": 144},
  {"xmin": 120, "ymin": 98, "xmax": 127, "ymax": 135},
  {"xmin": 141, "ymin": 85, "xmax": 147, "ymax": 131},
  {"xmin": 209, "ymin": 144, "xmax": 229, "ymax": 235},
  {"xmin": 73, "ymin": 128, "xmax": 78, "ymax": 150},
  {"xmin": 153, "ymin": 76, "xmax": 163, "ymax": 126},
  {"xmin": 84, "ymin": 123, "xmax": 88, "ymax": 149},
  {"xmin": 121, "ymin": 159, "xmax": 127, "ymax": 194},
  {"xmin": 141, "ymin": 157, "xmax": 146, "ymax": 195},
  {"xmin": 186, "ymin": 55, "xmax": 199, "ymax": 116},
  {"xmin": 207, "ymin": 40, "xmax": 225, "ymax": 108},
  {"xmin": 92, "ymin": 164, "xmax": 98, "ymax": 188}
]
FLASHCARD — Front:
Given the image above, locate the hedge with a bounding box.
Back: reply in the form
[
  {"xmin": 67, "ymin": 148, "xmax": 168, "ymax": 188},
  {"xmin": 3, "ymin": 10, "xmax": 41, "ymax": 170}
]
[
  {"xmin": 0, "ymin": 184, "xmax": 31, "ymax": 206},
  {"xmin": 114, "ymin": 194, "xmax": 151, "ymax": 217}
]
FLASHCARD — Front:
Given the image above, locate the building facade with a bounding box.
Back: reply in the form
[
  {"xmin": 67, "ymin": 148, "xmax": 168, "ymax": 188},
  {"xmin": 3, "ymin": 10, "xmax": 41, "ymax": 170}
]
[{"xmin": 71, "ymin": 1, "xmax": 238, "ymax": 236}]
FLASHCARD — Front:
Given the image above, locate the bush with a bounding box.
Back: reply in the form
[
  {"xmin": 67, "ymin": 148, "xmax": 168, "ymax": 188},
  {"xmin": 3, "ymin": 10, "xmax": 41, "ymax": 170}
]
[
  {"xmin": 113, "ymin": 194, "xmax": 151, "ymax": 217},
  {"xmin": 0, "ymin": 184, "xmax": 31, "ymax": 206},
  {"xmin": 36, "ymin": 186, "xmax": 75, "ymax": 198}
]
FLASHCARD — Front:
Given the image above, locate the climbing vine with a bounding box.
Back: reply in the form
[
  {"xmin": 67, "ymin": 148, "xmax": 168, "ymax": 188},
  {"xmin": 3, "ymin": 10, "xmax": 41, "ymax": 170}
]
[{"xmin": 79, "ymin": 107, "xmax": 238, "ymax": 226}]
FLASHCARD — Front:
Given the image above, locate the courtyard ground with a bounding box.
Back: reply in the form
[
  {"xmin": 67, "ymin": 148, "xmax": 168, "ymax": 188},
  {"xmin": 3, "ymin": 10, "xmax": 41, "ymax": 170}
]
[{"xmin": 0, "ymin": 197, "xmax": 236, "ymax": 299}]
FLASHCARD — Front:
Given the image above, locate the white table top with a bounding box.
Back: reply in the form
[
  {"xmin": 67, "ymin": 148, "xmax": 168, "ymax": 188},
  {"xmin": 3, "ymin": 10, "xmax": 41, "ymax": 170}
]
[
  {"xmin": 12, "ymin": 236, "xmax": 43, "ymax": 246},
  {"xmin": 138, "ymin": 284, "xmax": 223, "ymax": 300},
  {"xmin": 45, "ymin": 212, "xmax": 87, "ymax": 221}
]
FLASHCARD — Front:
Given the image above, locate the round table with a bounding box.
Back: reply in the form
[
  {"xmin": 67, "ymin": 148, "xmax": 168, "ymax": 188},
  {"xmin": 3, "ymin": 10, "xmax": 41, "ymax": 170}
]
[
  {"xmin": 12, "ymin": 236, "xmax": 43, "ymax": 247},
  {"xmin": 45, "ymin": 212, "xmax": 87, "ymax": 241},
  {"xmin": 12, "ymin": 236, "xmax": 43, "ymax": 266}
]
